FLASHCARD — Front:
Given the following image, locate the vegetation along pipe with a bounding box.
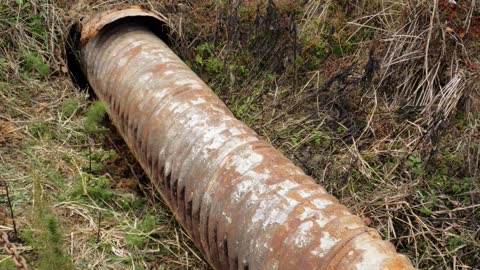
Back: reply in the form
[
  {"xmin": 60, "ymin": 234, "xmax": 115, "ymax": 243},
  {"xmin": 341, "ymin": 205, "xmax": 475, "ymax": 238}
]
[{"xmin": 68, "ymin": 6, "xmax": 415, "ymax": 270}]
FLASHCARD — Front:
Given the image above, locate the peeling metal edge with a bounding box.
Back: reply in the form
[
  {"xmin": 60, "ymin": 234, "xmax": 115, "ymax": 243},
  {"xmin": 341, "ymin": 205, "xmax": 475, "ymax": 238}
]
[{"xmin": 65, "ymin": 6, "xmax": 168, "ymax": 91}]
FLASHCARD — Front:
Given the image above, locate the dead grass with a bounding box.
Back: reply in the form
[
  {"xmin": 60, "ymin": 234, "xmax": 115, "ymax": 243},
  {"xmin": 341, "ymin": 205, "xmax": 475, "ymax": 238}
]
[
  {"xmin": 0, "ymin": 0, "xmax": 479, "ymax": 269},
  {"xmin": 0, "ymin": 1, "xmax": 208, "ymax": 269}
]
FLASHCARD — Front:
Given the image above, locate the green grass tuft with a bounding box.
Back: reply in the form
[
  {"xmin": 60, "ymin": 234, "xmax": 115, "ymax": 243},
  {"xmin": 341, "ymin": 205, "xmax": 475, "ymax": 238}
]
[
  {"xmin": 125, "ymin": 214, "xmax": 157, "ymax": 248},
  {"xmin": 0, "ymin": 257, "xmax": 17, "ymax": 270},
  {"xmin": 84, "ymin": 101, "xmax": 107, "ymax": 135},
  {"xmin": 71, "ymin": 174, "xmax": 115, "ymax": 205},
  {"xmin": 21, "ymin": 52, "xmax": 50, "ymax": 78},
  {"xmin": 39, "ymin": 215, "xmax": 74, "ymax": 270},
  {"xmin": 31, "ymin": 170, "xmax": 74, "ymax": 270},
  {"xmin": 28, "ymin": 121, "xmax": 52, "ymax": 140},
  {"xmin": 61, "ymin": 99, "xmax": 80, "ymax": 119}
]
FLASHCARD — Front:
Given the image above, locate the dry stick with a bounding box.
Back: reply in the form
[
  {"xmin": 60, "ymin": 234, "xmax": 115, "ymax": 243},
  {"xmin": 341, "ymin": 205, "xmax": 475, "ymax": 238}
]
[
  {"xmin": 291, "ymin": 13, "xmax": 298, "ymax": 91},
  {"xmin": 89, "ymin": 144, "xmax": 92, "ymax": 174},
  {"xmin": 265, "ymin": 63, "xmax": 356, "ymax": 126},
  {"xmin": 3, "ymin": 180, "xmax": 17, "ymax": 238},
  {"xmin": 96, "ymin": 211, "xmax": 102, "ymax": 243}
]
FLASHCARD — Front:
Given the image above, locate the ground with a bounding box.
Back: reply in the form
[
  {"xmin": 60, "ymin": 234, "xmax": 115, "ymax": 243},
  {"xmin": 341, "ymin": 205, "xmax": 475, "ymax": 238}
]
[{"xmin": 0, "ymin": 0, "xmax": 479, "ymax": 270}]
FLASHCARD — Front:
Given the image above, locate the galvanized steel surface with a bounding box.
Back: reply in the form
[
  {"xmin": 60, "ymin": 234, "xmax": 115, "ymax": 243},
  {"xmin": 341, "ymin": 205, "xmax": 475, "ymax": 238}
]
[{"xmin": 75, "ymin": 7, "xmax": 415, "ymax": 270}]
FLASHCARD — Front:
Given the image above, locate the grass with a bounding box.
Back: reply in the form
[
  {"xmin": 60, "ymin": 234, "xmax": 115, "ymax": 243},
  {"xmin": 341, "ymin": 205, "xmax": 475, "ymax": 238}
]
[
  {"xmin": 84, "ymin": 101, "xmax": 107, "ymax": 135},
  {"xmin": 0, "ymin": 0, "xmax": 479, "ymax": 269}
]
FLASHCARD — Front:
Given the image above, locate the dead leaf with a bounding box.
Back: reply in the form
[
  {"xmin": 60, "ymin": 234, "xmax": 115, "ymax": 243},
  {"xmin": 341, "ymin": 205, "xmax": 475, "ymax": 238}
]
[
  {"xmin": 446, "ymin": 27, "xmax": 455, "ymax": 34},
  {"xmin": 0, "ymin": 120, "xmax": 24, "ymax": 145},
  {"xmin": 456, "ymin": 27, "xmax": 467, "ymax": 38},
  {"xmin": 114, "ymin": 178, "xmax": 138, "ymax": 190}
]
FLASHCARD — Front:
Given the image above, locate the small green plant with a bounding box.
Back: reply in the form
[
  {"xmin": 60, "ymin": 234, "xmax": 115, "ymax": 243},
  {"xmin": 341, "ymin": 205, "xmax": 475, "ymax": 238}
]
[
  {"xmin": 28, "ymin": 121, "xmax": 52, "ymax": 139},
  {"xmin": 61, "ymin": 99, "xmax": 80, "ymax": 119},
  {"xmin": 46, "ymin": 168, "xmax": 65, "ymax": 189},
  {"xmin": 21, "ymin": 52, "xmax": 50, "ymax": 78},
  {"xmin": 0, "ymin": 57, "xmax": 7, "ymax": 80},
  {"xmin": 195, "ymin": 42, "xmax": 214, "ymax": 57},
  {"xmin": 235, "ymin": 95, "xmax": 255, "ymax": 119},
  {"xmin": 39, "ymin": 215, "xmax": 74, "ymax": 270},
  {"xmin": 0, "ymin": 257, "xmax": 17, "ymax": 270},
  {"xmin": 31, "ymin": 170, "xmax": 74, "ymax": 270},
  {"xmin": 71, "ymin": 173, "xmax": 115, "ymax": 205},
  {"xmin": 415, "ymin": 189, "xmax": 437, "ymax": 216},
  {"xmin": 194, "ymin": 42, "xmax": 224, "ymax": 74},
  {"xmin": 407, "ymin": 155, "xmax": 425, "ymax": 176},
  {"xmin": 237, "ymin": 65, "xmax": 249, "ymax": 76},
  {"xmin": 84, "ymin": 101, "xmax": 106, "ymax": 134},
  {"xmin": 27, "ymin": 15, "xmax": 47, "ymax": 36},
  {"xmin": 82, "ymin": 148, "xmax": 118, "ymax": 174},
  {"xmin": 118, "ymin": 196, "xmax": 145, "ymax": 211},
  {"xmin": 205, "ymin": 57, "xmax": 223, "ymax": 74},
  {"xmin": 448, "ymin": 234, "xmax": 465, "ymax": 252},
  {"xmin": 291, "ymin": 129, "xmax": 305, "ymax": 145},
  {"xmin": 125, "ymin": 214, "xmax": 157, "ymax": 248}
]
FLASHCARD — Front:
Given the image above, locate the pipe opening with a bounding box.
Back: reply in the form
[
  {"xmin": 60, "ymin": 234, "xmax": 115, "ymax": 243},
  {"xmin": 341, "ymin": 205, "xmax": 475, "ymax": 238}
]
[
  {"xmin": 65, "ymin": 10, "xmax": 172, "ymax": 95},
  {"xmin": 66, "ymin": 22, "xmax": 89, "ymax": 91}
]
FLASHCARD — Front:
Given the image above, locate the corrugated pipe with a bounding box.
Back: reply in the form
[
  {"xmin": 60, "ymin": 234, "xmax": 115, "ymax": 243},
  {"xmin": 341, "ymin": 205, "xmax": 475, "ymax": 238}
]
[{"xmin": 66, "ymin": 6, "xmax": 415, "ymax": 270}]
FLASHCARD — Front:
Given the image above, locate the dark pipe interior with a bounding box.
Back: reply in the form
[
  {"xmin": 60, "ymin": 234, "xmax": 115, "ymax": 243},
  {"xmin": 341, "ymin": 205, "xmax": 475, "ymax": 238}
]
[{"xmin": 65, "ymin": 15, "xmax": 173, "ymax": 96}]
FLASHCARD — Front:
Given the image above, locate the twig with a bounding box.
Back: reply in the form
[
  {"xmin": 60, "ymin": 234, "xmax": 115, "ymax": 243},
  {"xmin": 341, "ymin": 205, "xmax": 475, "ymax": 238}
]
[
  {"xmin": 2, "ymin": 180, "xmax": 17, "ymax": 239},
  {"xmin": 96, "ymin": 211, "xmax": 102, "ymax": 243},
  {"xmin": 89, "ymin": 144, "xmax": 92, "ymax": 173}
]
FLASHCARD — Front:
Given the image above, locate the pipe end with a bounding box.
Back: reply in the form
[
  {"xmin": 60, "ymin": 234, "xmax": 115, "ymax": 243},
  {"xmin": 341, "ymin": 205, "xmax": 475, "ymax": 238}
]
[{"xmin": 65, "ymin": 6, "xmax": 170, "ymax": 92}]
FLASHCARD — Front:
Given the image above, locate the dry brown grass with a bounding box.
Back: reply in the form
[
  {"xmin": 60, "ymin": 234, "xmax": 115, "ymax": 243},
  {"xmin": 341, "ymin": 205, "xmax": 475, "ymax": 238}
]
[
  {"xmin": 0, "ymin": 0, "xmax": 479, "ymax": 269},
  {"xmin": 0, "ymin": 1, "xmax": 208, "ymax": 269}
]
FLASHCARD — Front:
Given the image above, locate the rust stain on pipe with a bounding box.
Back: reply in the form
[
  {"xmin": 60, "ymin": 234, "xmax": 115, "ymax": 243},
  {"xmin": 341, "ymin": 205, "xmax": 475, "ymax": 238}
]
[{"xmin": 69, "ymin": 6, "xmax": 415, "ymax": 270}]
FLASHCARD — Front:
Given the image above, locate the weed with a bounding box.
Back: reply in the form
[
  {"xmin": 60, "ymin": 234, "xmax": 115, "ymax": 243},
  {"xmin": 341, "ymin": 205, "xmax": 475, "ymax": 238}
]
[
  {"xmin": 61, "ymin": 99, "xmax": 80, "ymax": 119},
  {"xmin": 0, "ymin": 257, "xmax": 17, "ymax": 270},
  {"xmin": 46, "ymin": 168, "xmax": 65, "ymax": 189},
  {"xmin": 84, "ymin": 101, "xmax": 107, "ymax": 135},
  {"xmin": 448, "ymin": 234, "xmax": 465, "ymax": 252},
  {"xmin": 81, "ymin": 148, "xmax": 118, "ymax": 174},
  {"xmin": 118, "ymin": 196, "xmax": 145, "ymax": 211},
  {"xmin": 39, "ymin": 215, "xmax": 74, "ymax": 270},
  {"xmin": 71, "ymin": 174, "xmax": 115, "ymax": 205},
  {"xmin": 20, "ymin": 52, "xmax": 50, "ymax": 79},
  {"xmin": 28, "ymin": 121, "xmax": 52, "ymax": 140},
  {"xmin": 195, "ymin": 43, "xmax": 214, "ymax": 58},
  {"xmin": 205, "ymin": 57, "xmax": 224, "ymax": 74},
  {"xmin": 407, "ymin": 156, "xmax": 425, "ymax": 177},
  {"xmin": 125, "ymin": 214, "xmax": 157, "ymax": 248},
  {"xmin": 195, "ymin": 42, "xmax": 224, "ymax": 74},
  {"xmin": 31, "ymin": 170, "xmax": 74, "ymax": 270},
  {"xmin": 0, "ymin": 57, "xmax": 7, "ymax": 80}
]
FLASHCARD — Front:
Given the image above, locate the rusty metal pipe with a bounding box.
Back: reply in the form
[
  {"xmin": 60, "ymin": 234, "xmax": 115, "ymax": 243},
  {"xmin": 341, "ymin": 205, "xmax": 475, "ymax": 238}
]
[{"xmin": 70, "ymin": 7, "xmax": 415, "ymax": 270}]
